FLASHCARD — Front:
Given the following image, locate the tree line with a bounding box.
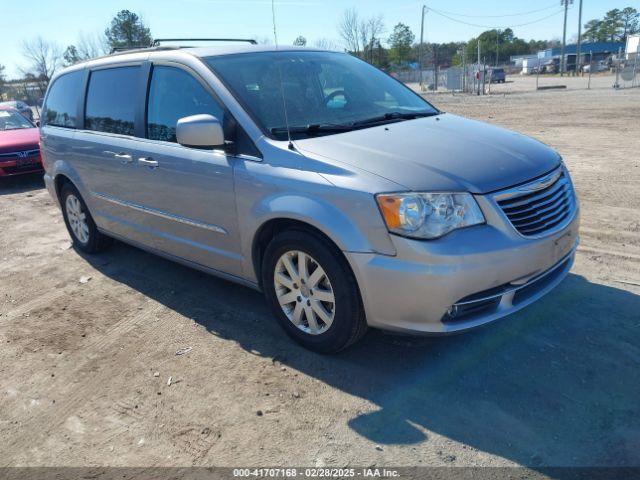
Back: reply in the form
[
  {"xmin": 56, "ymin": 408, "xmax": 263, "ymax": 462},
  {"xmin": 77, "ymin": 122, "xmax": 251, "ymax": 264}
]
[
  {"xmin": 332, "ymin": 6, "xmax": 638, "ymax": 70},
  {"xmin": 1, "ymin": 6, "xmax": 638, "ymax": 103},
  {"xmin": 0, "ymin": 10, "xmax": 151, "ymax": 102},
  {"xmin": 584, "ymin": 8, "xmax": 639, "ymax": 42}
]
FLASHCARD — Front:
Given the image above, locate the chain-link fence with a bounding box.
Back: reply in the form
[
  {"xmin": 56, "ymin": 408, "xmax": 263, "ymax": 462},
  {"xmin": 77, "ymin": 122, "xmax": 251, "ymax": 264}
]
[
  {"xmin": 394, "ymin": 69, "xmax": 448, "ymax": 90},
  {"xmin": 398, "ymin": 59, "xmax": 640, "ymax": 95},
  {"xmin": 398, "ymin": 65, "xmax": 528, "ymax": 94},
  {"xmin": 395, "ymin": 67, "xmax": 485, "ymax": 93},
  {"xmin": 615, "ymin": 55, "xmax": 640, "ymax": 89}
]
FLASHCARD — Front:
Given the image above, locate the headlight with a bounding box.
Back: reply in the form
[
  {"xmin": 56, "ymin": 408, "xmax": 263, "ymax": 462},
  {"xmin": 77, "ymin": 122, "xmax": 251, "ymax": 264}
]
[{"xmin": 376, "ymin": 192, "xmax": 485, "ymax": 239}]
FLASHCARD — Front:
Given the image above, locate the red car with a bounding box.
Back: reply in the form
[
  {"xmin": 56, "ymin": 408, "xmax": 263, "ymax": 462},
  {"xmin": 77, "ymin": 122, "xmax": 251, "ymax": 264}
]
[{"xmin": 0, "ymin": 108, "xmax": 43, "ymax": 177}]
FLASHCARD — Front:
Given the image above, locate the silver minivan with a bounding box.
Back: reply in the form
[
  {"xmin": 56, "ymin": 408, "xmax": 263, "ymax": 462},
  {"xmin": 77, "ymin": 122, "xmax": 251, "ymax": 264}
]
[{"xmin": 41, "ymin": 43, "xmax": 580, "ymax": 352}]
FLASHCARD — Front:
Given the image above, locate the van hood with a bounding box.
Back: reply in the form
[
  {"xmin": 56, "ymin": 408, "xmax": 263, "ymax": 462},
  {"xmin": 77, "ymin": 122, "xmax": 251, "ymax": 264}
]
[{"xmin": 295, "ymin": 113, "xmax": 561, "ymax": 194}]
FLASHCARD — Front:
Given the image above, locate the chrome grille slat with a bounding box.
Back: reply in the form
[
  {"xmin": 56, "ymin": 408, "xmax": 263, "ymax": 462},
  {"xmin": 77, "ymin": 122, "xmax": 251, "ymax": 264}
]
[
  {"xmin": 0, "ymin": 149, "xmax": 40, "ymax": 158},
  {"xmin": 494, "ymin": 167, "xmax": 576, "ymax": 237},
  {"xmin": 507, "ymin": 188, "xmax": 569, "ymax": 219},
  {"xmin": 518, "ymin": 208, "xmax": 572, "ymax": 235},
  {"xmin": 509, "ymin": 195, "xmax": 568, "ymax": 227},
  {"xmin": 498, "ymin": 178, "xmax": 567, "ymax": 210},
  {"xmin": 513, "ymin": 205, "xmax": 571, "ymax": 231}
]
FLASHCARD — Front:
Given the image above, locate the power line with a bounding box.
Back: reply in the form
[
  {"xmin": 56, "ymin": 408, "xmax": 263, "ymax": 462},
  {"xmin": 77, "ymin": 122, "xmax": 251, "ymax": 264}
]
[
  {"xmin": 428, "ymin": 3, "xmax": 560, "ymax": 19},
  {"xmin": 427, "ymin": 6, "xmax": 571, "ymax": 30}
]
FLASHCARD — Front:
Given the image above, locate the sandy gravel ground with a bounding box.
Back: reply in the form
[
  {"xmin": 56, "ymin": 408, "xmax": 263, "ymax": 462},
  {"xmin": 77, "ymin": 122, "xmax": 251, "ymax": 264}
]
[{"xmin": 1, "ymin": 81, "xmax": 639, "ymax": 469}]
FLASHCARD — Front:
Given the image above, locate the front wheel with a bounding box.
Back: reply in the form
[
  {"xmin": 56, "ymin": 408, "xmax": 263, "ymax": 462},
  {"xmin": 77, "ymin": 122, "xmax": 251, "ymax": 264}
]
[
  {"xmin": 262, "ymin": 230, "xmax": 367, "ymax": 353},
  {"xmin": 60, "ymin": 183, "xmax": 112, "ymax": 254}
]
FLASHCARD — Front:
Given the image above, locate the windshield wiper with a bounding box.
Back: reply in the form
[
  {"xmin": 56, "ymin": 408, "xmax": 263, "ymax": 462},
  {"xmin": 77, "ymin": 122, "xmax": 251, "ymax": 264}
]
[
  {"xmin": 269, "ymin": 112, "xmax": 439, "ymax": 137},
  {"xmin": 270, "ymin": 123, "xmax": 354, "ymax": 136},
  {"xmin": 351, "ymin": 111, "xmax": 439, "ymax": 127}
]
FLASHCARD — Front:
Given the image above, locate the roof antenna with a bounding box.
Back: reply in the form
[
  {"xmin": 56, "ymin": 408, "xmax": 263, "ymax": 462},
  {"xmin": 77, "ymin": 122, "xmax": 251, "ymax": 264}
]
[{"xmin": 272, "ymin": 0, "xmax": 295, "ymax": 150}]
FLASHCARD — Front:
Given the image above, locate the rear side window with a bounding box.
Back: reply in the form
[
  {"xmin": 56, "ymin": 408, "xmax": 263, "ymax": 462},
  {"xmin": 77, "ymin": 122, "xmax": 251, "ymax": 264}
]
[
  {"xmin": 85, "ymin": 66, "xmax": 139, "ymax": 136},
  {"xmin": 147, "ymin": 66, "xmax": 225, "ymax": 143},
  {"xmin": 43, "ymin": 70, "xmax": 83, "ymax": 128}
]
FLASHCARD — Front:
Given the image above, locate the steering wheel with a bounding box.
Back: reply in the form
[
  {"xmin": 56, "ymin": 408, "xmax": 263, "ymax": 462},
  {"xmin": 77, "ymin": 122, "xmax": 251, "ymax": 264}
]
[{"xmin": 325, "ymin": 90, "xmax": 349, "ymax": 106}]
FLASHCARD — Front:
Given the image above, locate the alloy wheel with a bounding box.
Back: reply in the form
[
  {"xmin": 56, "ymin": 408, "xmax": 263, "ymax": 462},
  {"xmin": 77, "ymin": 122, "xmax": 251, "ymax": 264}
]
[
  {"xmin": 65, "ymin": 194, "xmax": 89, "ymax": 244},
  {"xmin": 274, "ymin": 250, "xmax": 335, "ymax": 335}
]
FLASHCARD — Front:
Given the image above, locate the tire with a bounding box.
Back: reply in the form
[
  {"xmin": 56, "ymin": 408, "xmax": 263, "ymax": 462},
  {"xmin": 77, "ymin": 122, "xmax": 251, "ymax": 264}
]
[
  {"xmin": 60, "ymin": 183, "xmax": 112, "ymax": 254},
  {"xmin": 261, "ymin": 229, "xmax": 367, "ymax": 353}
]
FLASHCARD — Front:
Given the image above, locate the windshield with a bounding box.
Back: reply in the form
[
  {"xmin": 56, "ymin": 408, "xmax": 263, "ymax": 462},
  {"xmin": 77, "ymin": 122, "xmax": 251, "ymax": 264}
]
[
  {"xmin": 205, "ymin": 51, "xmax": 439, "ymax": 140},
  {"xmin": 0, "ymin": 110, "xmax": 33, "ymax": 131}
]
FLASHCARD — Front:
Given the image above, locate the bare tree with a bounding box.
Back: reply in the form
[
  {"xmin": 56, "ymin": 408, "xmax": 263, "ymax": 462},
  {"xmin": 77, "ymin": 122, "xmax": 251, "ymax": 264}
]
[
  {"xmin": 338, "ymin": 9, "xmax": 385, "ymax": 61},
  {"xmin": 21, "ymin": 36, "xmax": 63, "ymax": 95},
  {"xmin": 361, "ymin": 15, "xmax": 385, "ymax": 62},
  {"xmin": 314, "ymin": 38, "xmax": 341, "ymax": 51},
  {"xmin": 64, "ymin": 32, "xmax": 110, "ymax": 67},
  {"xmin": 338, "ymin": 8, "xmax": 362, "ymax": 55},
  {"xmin": 77, "ymin": 32, "xmax": 109, "ymax": 59}
]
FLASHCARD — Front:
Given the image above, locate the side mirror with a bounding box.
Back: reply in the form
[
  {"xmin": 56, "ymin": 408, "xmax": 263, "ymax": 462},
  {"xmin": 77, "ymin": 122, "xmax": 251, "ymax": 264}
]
[{"xmin": 176, "ymin": 114, "xmax": 224, "ymax": 148}]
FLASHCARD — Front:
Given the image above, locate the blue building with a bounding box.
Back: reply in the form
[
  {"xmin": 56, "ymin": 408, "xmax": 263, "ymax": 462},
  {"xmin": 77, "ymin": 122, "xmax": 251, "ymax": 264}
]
[{"xmin": 538, "ymin": 42, "xmax": 624, "ymax": 68}]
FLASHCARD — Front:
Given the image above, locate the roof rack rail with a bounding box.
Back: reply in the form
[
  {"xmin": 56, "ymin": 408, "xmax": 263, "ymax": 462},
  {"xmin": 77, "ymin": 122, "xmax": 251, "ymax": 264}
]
[
  {"xmin": 110, "ymin": 46, "xmax": 153, "ymax": 53},
  {"xmin": 151, "ymin": 38, "xmax": 258, "ymax": 47}
]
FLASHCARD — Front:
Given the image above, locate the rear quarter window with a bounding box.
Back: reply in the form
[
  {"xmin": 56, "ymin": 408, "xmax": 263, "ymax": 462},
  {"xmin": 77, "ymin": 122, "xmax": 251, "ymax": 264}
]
[
  {"xmin": 85, "ymin": 66, "xmax": 139, "ymax": 136},
  {"xmin": 42, "ymin": 70, "xmax": 84, "ymax": 128}
]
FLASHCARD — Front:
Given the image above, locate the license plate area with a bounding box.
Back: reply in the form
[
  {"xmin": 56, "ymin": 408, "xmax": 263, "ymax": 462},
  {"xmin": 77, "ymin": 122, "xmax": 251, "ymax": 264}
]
[
  {"xmin": 16, "ymin": 156, "xmax": 38, "ymax": 168},
  {"xmin": 553, "ymin": 230, "xmax": 574, "ymax": 260}
]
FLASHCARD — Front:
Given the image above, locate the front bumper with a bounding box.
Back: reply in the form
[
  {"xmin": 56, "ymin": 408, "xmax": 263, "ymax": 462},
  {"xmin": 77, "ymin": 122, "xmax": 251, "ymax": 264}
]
[
  {"xmin": 0, "ymin": 155, "xmax": 43, "ymax": 177},
  {"xmin": 346, "ymin": 205, "xmax": 580, "ymax": 334}
]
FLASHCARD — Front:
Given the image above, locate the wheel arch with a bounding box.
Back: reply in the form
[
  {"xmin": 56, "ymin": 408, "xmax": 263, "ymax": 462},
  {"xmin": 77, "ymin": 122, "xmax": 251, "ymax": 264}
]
[
  {"xmin": 255, "ymin": 212, "xmax": 380, "ymax": 291},
  {"xmin": 245, "ymin": 193, "xmax": 395, "ymax": 287},
  {"xmin": 252, "ymin": 218, "xmax": 346, "ymax": 288},
  {"xmin": 54, "ymin": 173, "xmax": 73, "ymax": 202},
  {"xmin": 50, "ymin": 159, "xmax": 93, "ymax": 210}
]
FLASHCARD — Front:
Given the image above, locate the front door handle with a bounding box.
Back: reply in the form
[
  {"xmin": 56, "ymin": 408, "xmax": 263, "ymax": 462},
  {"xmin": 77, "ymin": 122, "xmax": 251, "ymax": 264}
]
[
  {"xmin": 114, "ymin": 152, "xmax": 133, "ymax": 164},
  {"xmin": 138, "ymin": 157, "xmax": 159, "ymax": 169}
]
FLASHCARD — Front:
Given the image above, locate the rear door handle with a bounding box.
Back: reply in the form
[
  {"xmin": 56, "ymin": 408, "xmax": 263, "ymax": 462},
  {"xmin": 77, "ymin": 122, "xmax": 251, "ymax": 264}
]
[
  {"xmin": 138, "ymin": 157, "xmax": 159, "ymax": 169},
  {"xmin": 114, "ymin": 152, "xmax": 133, "ymax": 164}
]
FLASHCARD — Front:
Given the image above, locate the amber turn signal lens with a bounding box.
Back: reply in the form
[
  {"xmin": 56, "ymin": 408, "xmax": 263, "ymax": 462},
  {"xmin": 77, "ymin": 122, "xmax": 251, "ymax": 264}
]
[{"xmin": 376, "ymin": 195, "xmax": 402, "ymax": 229}]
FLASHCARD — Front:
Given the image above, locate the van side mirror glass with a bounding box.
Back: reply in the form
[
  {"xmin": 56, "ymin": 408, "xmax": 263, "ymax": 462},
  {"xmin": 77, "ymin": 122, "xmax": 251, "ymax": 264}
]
[{"xmin": 176, "ymin": 114, "xmax": 224, "ymax": 148}]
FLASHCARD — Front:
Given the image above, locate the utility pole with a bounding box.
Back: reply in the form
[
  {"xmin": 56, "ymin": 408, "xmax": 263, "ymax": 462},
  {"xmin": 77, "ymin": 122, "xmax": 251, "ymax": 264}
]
[
  {"xmin": 560, "ymin": 0, "xmax": 573, "ymax": 77},
  {"xmin": 496, "ymin": 29, "xmax": 500, "ymax": 66},
  {"xmin": 575, "ymin": 0, "xmax": 583, "ymax": 75},
  {"xmin": 419, "ymin": 5, "xmax": 427, "ymax": 91},
  {"xmin": 587, "ymin": 50, "xmax": 593, "ymax": 90},
  {"xmin": 614, "ymin": 46, "xmax": 622, "ymax": 88},
  {"xmin": 482, "ymin": 56, "xmax": 486, "ymax": 94},
  {"xmin": 434, "ymin": 44, "xmax": 438, "ymax": 91},
  {"xmin": 461, "ymin": 45, "xmax": 466, "ymax": 92},
  {"xmin": 477, "ymin": 40, "xmax": 481, "ymax": 95}
]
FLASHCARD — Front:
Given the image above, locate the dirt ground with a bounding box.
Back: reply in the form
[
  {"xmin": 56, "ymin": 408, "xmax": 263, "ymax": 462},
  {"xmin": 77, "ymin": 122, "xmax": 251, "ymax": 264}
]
[{"xmin": 1, "ymin": 80, "xmax": 639, "ymax": 469}]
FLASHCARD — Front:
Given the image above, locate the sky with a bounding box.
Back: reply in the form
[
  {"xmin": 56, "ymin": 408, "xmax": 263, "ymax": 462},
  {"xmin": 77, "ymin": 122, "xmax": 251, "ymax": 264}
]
[{"xmin": 2, "ymin": 0, "xmax": 634, "ymax": 79}]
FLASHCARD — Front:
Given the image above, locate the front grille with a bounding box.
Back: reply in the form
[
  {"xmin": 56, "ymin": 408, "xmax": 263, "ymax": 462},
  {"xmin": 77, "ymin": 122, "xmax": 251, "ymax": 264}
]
[
  {"xmin": 495, "ymin": 168, "xmax": 576, "ymax": 237},
  {"xmin": 0, "ymin": 148, "xmax": 40, "ymax": 160},
  {"xmin": 0, "ymin": 149, "xmax": 42, "ymax": 174}
]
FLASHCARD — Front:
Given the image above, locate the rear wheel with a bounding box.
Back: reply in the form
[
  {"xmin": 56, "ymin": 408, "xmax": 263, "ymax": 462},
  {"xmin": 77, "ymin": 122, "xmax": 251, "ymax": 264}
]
[
  {"xmin": 60, "ymin": 183, "xmax": 112, "ymax": 253},
  {"xmin": 262, "ymin": 230, "xmax": 367, "ymax": 353}
]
